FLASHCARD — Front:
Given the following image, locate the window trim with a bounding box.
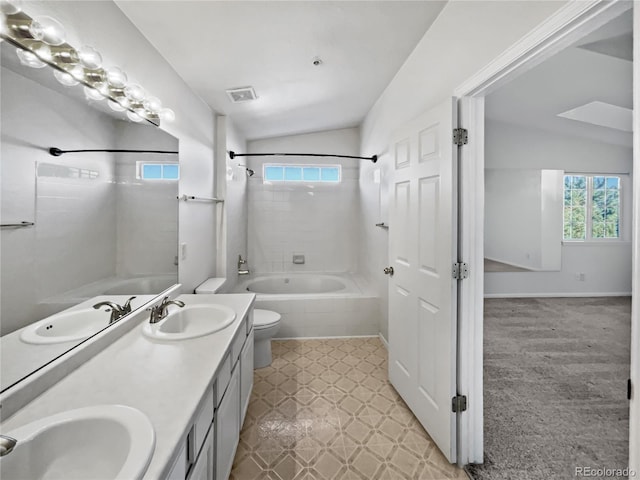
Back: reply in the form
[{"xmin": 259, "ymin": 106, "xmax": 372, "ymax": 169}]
[
  {"xmin": 262, "ymin": 163, "xmax": 342, "ymax": 183},
  {"xmin": 563, "ymin": 172, "xmax": 626, "ymax": 243},
  {"xmin": 136, "ymin": 161, "xmax": 180, "ymax": 181}
]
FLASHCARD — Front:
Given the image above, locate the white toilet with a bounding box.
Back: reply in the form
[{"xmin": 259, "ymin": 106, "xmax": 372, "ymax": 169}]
[
  {"xmin": 252, "ymin": 309, "xmax": 281, "ymax": 369},
  {"xmin": 194, "ymin": 278, "xmax": 281, "ymax": 369}
]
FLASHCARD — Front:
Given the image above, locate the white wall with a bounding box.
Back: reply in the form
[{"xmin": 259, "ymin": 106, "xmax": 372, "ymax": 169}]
[
  {"xmin": 484, "ymin": 120, "xmax": 633, "ymax": 296},
  {"xmin": 215, "ymin": 116, "xmax": 248, "ymax": 292},
  {"xmin": 358, "ymin": 0, "xmax": 569, "ymax": 341},
  {"xmin": 25, "ymin": 1, "xmax": 218, "ymax": 293},
  {"xmin": 247, "ymin": 128, "xmax": 360, "ymax": 274},
  {"xmin": 485, "ymin": 168, "xmax": 563, "ymax": 271},
  {"xmin": 114, "ymin": 122, "xmax": 179, "ymax": 277},
  {"xmin": 1, "ymin": 67, "xmax": 118, "ymax": 335}
]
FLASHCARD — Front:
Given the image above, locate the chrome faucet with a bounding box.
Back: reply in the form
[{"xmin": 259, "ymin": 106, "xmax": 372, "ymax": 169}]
[
  {"xmin": 0, "ymin": 435, "xmax": 17, "ymax": 456},
  {"xmin": 149, "ymin": 296, "xmax": 185, "ymax": 324},
  {"xmin": 93, "ymin": 296, "xmax": 137, "ymax": 324},
  {"xmin": 238, "ymin": 254, "xmax": 250, "ymax": 276}
]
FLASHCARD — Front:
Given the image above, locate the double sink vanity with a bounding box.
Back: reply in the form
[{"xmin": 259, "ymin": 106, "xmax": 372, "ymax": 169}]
[{"xmin": 0, "ymin": 291, "xmax": 255, "ymax": 480}]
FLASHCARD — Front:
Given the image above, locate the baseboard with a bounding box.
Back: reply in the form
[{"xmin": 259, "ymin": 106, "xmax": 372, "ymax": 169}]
[
  {"xmin": 379, "ymin": 332, "xmax": 389, "ymax": 349},
  {"xmin": 275, "ymin": 335, "xmax": 379, "ymax": 341},
  {"xmin": 484, "ymin": 292, "xmax": 631, "ymax": 298}
]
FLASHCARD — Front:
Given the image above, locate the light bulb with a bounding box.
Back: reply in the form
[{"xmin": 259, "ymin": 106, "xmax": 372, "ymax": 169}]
[
  {"xmin": 0, "ymin": 12, "xmax": 6, "ymax": 38},
  {"xmin": 159, "ymin": 108, "xmax": 175, "ymax": 122},
  {"xmin": 108, "ymin": 99, "xmax": 126, "ymax": 112},
  {"xmin": 84, "ymin": 85, "xmax": 107, "ymax": 101},
  {"xmin": 142, "ymin": 96, "xmax": 161, "ymax": 113},
  {"xmin": 124, "ymin": 83, "xmax": 145, "ymax": 102},
  {"xmin": 0, "ymin": 0, "xmax": 22, "ymax": 14},
  {"xmin": 29, "ymin": 16, "xmax": 66, "ymax": 46},
  {"xmin": 78, "ymin": 45, "xmax": 102, "ymax": 69},
  {"xmin": 105, "ymin": 66, "xmax": 127, "ymax": 88},
  {"xmin": 26, "ymin": 42, "xmax": 52, "ymax": 62},
  {"xmin": 66, "ymin": 64, "xmax": 85, "ymax": 81},
  {"xmin": 16, "ymin": 48, "xmax": 46, "ymax": 68},
  {"xmin": 53, "ymin": 69, "xmax": 79, "ymax": 86},
  {"xmin": 127, "ymin": 109, "xmax": 144, "ymax": 123}
]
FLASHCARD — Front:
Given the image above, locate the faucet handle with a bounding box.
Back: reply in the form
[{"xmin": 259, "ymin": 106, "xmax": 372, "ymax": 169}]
[
  {"xmin": 122, "ymin": 296, "xmax": 137, "ymax": 312},
  {"xmin": 0, "ymin": 435, "xmax": 17, "ymax": 457}
]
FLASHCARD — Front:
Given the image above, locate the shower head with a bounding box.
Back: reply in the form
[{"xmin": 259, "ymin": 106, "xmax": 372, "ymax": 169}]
[{"xmin": 245, "ymin": 168, "xmax": 255, "ymax": 177}]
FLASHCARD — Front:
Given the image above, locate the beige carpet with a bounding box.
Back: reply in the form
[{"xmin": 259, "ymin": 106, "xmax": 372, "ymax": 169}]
[{"xmin": 467, "ymin": 297, "xmax": 631, "ymax": 480}]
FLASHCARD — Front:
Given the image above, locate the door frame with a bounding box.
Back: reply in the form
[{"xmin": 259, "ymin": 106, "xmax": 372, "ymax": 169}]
[{"xmin": 451, "ymin": 0, "xmax": 636, "ymax": 466}]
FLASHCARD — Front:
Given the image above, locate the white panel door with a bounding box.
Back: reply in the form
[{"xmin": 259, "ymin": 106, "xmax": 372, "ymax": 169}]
[{"xmin": 388, "ymin": 98, "xmax": 458, "ymax": 462}]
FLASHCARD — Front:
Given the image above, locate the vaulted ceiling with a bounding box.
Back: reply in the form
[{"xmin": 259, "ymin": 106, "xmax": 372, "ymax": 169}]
[
  {"xmin": 486, "ymin": 11, "xmax": 632, "ymax": 148},
  {"xmin": 115, "ymin": 1, "xmax": 446, "ymax": 140}
]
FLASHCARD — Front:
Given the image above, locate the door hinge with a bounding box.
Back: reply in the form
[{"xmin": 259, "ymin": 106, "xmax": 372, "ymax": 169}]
[
  {"xmin": 452, "ymin": 262, "xmax": 469, "ymax": 280},
  {"xmin": 453, "ymin": 128, "xmax": 468, "ymax": 146},
  {"xmin": 628, "ymin": 378, "xmax": 632, "ymax": 400},
  {"xmin": 452, "ymin": 395, "xmax": 467, "ymax": 413}
]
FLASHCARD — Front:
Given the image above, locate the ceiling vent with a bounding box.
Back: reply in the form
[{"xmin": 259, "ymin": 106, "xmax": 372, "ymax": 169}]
[{"xmin": 226, "ymin": 87, "xmax": 257, "ymax": 103}]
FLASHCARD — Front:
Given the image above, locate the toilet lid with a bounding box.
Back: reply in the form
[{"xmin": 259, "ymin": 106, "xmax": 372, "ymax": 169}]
[{"xmin": 253, "ymin": 309, "xmax": 281, "ymax": 329}]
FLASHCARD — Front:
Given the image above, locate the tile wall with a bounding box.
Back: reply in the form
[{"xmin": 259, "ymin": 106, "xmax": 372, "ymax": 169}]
[{"xmin": 247, "ymin": 128, "xmax": 361, "ymax": 275}]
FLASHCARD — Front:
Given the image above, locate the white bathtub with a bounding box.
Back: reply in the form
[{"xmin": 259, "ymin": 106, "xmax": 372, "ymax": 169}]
[
  {"xmin": 241, "ymin": 273, "xmax": 359, "ymax": 296},
  {"xmin": 40, "ymin": 274, "xmax": 177, "ymax": 314},
  {"xmin": 235, "ymin": 273, "xmax": 379, "ymax": 338}
]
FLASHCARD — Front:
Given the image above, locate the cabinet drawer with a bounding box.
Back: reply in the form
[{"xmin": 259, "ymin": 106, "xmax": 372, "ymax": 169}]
[
  {"xmin": 193, "ymin": 386, "xmax": 214, "ymax": 455},
  {"xmin": 216, "ymin": 352, "xmax": 231, "ymax": 406},
  {"xmin": 230, "ymin": 317, "xmax": 247, "ymax": 365}
]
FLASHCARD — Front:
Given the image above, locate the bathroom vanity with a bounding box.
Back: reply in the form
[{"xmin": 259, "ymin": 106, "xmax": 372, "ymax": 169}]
[{"xmin": 0, "ymin": 293, "xmax": 255, "ymax": 480}]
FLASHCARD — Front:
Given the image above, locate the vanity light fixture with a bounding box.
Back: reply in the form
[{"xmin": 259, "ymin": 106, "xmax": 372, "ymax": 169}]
[{"xmin": 0, "ymin": 2, "xmax": 175, "ymax": 127}]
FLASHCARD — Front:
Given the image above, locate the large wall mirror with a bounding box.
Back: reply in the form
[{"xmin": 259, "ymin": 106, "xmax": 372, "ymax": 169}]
[{"xmin": 0, "ymin": 42, "xmax": 179, "ymax": 392}]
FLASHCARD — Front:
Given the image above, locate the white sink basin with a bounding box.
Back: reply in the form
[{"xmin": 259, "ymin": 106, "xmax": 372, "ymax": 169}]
[
  {"xmin": 20, "ymin": 308, "xmax": 111, "ymax": 345},
  {"xmin": 0, "ymin": 405, "xmax": 155, "ymax": 480},
  {"xmin": 142, "ymin": 303, "xmax": 236, "ymax": 341}
]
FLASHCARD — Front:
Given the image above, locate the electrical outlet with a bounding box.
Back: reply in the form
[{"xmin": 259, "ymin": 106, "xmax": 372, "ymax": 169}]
[{"xmin": 575, "ymin": 273, "xmax": 586, "ymax": 281}]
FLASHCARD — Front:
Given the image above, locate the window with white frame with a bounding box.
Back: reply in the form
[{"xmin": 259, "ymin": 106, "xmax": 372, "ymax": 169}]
[
  {"xmin": 263, "ymin": 164, "xmax": 341, "ymax": 183},
  {"xmin": 563, "ymin": 174, "xmax": 623, "ymax": 241},
  {"xmin": 137, "ymin": 162, "xmax": 180, "ymax": 180}
]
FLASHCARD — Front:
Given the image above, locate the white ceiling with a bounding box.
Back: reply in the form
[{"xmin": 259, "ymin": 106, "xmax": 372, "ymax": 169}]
[
  {"xmin": 486, "ymin": 11, "xmax": 632, "ymax": 148},
  {"xmin": 115, "ymin": 1, "xmax": 445, "ymax": 141}
]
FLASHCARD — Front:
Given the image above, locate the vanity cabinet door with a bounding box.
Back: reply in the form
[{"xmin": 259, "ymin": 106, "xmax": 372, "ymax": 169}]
[
  {"xmin": 216, "ymin": 363, "xmax": 240, "ymax": 480},
  {"xmin": 187, "ymin": 424, "xmax": 214, "ymax": 480},
  {"xmin": 166, "ymin": 443, "xmax": 188, "ymax": 480},
  {"xmin": 240, "ymin": 328, "xmax": 254, "ymax": 427}
]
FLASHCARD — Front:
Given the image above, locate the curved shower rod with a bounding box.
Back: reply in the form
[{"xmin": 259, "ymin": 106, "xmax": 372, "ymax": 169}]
[
  {"xmin": 49, "ymin": 147, "xmax": 178, "ymax": 156},
  {"xmin": 228, "ymin": 151, "xmax": 377, "ymax": 163}
]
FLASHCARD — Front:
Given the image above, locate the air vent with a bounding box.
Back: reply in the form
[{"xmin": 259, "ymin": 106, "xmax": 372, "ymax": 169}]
[{"xmin": 226, "ymin": 87, "xmax": 257, "ymax": 103}]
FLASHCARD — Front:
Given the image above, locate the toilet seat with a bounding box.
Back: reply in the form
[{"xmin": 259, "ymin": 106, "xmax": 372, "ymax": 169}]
[{"xmin": 253, "ymin": 309, "xmax": 281, "ymax": 330}]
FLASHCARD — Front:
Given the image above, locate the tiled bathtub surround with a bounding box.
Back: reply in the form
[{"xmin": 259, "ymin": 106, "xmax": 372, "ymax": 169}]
[
  {"xmin": 247, "ymin": 128, "xmax": 360, "ymax": 275},
  {"xmin": 231, "ymin": 337, "xmax": 467, "ymax": 480}
]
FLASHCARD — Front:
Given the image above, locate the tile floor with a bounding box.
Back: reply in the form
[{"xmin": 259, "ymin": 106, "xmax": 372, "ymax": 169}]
[{"xmin": 230, "ymin": 337, "xmax": 468, "ymax": 480}]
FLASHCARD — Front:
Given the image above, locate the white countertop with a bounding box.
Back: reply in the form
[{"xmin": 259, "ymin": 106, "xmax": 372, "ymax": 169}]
[{"xmin": 0, "ymin": 293, "xmax": 255, "ymax": 479}]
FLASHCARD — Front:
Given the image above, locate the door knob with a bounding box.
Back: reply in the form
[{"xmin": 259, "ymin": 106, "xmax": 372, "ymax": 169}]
[{"xmin": 383, "ymin": 266, "xmax": 394, "ymax": 276}]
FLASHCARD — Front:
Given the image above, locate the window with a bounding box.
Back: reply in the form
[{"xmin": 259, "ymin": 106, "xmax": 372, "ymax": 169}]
[
  {"xmin": 563, "ymin": 174, "xmax": 622, "ymax": 241},
  {"xmin": 263, "ymin": 164, "xmax": 341, "ymax": 183},
  {"xmin": 137, "ymin": 162, "xmax": 180, "ymax": 180}
]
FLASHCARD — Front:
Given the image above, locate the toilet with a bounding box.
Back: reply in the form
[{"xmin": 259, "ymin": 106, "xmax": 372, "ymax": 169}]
[
  {"xmin": 195, "ymin": 278, "xmax": 281, "ymax": 369},
  {"xmin": 252, "ymin": 309, "xmax": 281, "ymax": 369}
]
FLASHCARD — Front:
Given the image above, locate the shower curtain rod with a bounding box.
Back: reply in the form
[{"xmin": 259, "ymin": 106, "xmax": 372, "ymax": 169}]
[
  {"xmin": 49, "ymin": 147, "xmax": 178, "ymax": 157},
  {"xmin": 228, "ymin": 151, "xmax": 377, "ymax": 163}
]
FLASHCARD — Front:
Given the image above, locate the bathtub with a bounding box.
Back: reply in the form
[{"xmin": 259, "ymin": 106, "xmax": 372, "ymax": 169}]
[
  {"xmin": 235, "ymin": 273, "xmax": 379, "ymax": 338},
  {"xmin": 39, "ymin": 274, "xmax": 177, "ymax": 314}
]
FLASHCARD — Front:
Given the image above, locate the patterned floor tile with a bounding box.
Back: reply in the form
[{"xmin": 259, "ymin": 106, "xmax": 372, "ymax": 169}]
[{"xmin": 231, "ymin": 337, "xmax": 467, "ymax": 480}]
